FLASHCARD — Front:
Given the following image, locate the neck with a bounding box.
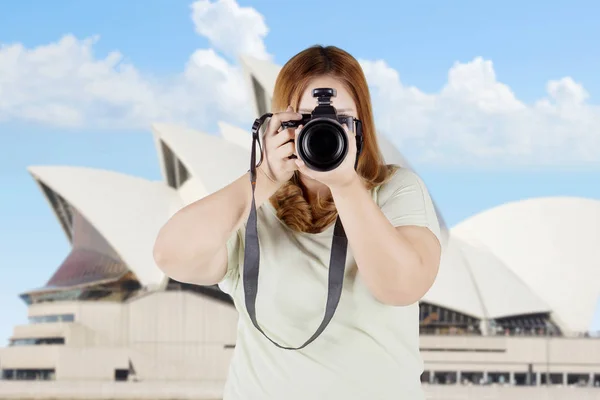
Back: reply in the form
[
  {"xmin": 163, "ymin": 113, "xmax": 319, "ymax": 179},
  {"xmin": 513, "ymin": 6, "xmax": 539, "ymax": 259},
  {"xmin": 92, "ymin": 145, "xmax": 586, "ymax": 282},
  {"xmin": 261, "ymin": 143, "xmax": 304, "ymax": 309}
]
[{"xmin": 298, "ymin": 174, "xmax": 330, "ymax": 205}]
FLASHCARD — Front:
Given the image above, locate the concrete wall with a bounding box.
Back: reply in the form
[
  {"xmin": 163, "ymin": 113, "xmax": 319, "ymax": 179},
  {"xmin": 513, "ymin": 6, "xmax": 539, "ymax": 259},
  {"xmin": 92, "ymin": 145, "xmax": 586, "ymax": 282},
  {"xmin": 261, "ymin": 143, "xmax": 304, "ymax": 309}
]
[
  {"xmin": 55, "ymin": 348, "xmax": 129, "ymax": 380},
  {"xmin": 3, "ymin": 292, "xmax": 599, "ymax": 386},
  {"xmin": 1, "ymin": 291, "xmax": 238, "ymax": 382},
  {"xmin": 420, "ymin": 334, "xmax": 600, "ymax": 374},
  {"xmin": 0, "ymin": 346, "xmax": 59, "ymax": 369},
  {"xmin": 126, "ymin": 291, "xmax": 237, "ymax": 381}
]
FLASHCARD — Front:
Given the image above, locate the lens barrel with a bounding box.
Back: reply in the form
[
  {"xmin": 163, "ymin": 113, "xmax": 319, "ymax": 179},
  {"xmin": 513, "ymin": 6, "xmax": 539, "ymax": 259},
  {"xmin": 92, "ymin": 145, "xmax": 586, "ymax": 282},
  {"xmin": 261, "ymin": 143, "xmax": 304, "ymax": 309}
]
[{"xmin": 296, "ymin": 119, "xmax": 348, "ymax": 171}]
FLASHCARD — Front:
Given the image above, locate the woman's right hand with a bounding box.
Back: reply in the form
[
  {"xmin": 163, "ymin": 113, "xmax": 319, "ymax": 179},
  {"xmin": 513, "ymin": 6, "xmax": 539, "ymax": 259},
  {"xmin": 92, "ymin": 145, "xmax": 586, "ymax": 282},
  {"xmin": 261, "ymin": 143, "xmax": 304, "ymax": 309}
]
[{"xmin": 258, "ymin": 105, "xmax": 303, "ymax": 186}]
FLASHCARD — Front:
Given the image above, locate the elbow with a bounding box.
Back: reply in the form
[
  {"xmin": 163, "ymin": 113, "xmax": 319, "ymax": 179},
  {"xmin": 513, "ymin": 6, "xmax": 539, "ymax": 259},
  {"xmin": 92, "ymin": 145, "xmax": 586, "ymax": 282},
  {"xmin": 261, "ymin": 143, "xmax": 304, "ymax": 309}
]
[
  {"xmin": 373, "ymin": 264, "xmax": 437, "ymax": 307},
  {"xmin": 152, "ymin": 239, "xmax": 169, "ymax": 272},
  {"xmin": 152, "ymin": 224, "xmax": 186, "ymax": 274},
  {"xmin": 152, "ymin": 239, "xmax": 188, "ymax": 282},
  {"xmin": 152, "ymin": 230, "xmax": 176, "ymax": 274},
  {"xmin": 152, "ymin": 231, "xmax": 222, "ymax": 285},
  {"xmin": 374, "ymin": 286, "xmax": 424, "ymax": 307}
]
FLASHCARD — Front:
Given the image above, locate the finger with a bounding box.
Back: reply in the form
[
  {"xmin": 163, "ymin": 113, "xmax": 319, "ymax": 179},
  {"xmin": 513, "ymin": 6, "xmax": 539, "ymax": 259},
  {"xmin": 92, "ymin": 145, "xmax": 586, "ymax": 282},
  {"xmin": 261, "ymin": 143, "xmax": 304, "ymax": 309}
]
[
  {"xmin": 282, "ymin": 158, "xmax": 299, "ymax": 172},
  {"xmin": 275, "ymin": 141, "xmax": 295, "ymax": 159},
  {"xmin": 343, "ymin": 123, "xmax": 356, "ymax": 137},
  {"xmin": 341, "ymin": 124, "xmax": 357, "ymax": 155},
  {"xmin": 345, "ymin": 125, "xmax": 357, "ymax": 148},
  {"xmin": 272, "ymin": 128, "xmax": 296, "ymax": 148},
  {"xmin": 265, "ymin": 107, "xmax": 302, "ymax": 137}
]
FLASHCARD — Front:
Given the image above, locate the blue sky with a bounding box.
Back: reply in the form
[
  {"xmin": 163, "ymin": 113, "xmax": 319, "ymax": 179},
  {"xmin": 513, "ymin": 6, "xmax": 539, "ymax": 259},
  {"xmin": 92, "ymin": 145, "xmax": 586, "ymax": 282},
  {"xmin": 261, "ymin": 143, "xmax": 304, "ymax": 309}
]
[{"xmin": 1, "ymin": 0, "xmax": 599, "ymax": 344}]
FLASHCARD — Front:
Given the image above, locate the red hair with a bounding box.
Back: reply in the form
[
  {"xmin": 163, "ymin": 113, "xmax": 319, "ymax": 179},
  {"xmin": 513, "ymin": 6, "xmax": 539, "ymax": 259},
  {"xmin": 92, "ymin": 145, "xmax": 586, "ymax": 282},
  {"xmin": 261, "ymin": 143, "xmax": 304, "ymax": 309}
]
[{"xmin": 269, "ymin": 45, "xmax": 397, "ymax": 233}]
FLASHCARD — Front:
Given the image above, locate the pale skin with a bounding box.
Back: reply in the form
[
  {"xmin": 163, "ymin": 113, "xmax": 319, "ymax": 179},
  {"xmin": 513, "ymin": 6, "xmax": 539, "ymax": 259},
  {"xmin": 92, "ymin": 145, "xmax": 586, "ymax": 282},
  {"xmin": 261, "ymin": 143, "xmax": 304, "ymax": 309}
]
[{"xmin": 153, "ymin": 75, "xmax": 441, "ymax": 306}]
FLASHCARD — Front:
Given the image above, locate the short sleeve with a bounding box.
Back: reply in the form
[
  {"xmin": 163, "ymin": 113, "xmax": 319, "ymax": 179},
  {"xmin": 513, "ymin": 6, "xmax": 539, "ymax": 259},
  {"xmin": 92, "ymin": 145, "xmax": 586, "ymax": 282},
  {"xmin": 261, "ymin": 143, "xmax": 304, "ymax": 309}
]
[
  {"xmin": 376, "ymin": 168, "xmax": 442, "ymax": 241},
  {"xmin": 217, "ymin": 228, "xmax": 243, "ymax": 295}
]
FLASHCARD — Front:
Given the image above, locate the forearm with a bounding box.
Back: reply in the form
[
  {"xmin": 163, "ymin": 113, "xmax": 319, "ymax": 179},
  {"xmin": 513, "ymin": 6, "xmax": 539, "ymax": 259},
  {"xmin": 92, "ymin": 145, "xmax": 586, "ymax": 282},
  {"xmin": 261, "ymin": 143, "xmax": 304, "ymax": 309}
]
[
  {"xmin": 153, "ymin": 167, "xmax": 279, "ymax": 275},
  {"xmin": 330, "ymin": 175, "xmax": 424, "ymax": 305}
]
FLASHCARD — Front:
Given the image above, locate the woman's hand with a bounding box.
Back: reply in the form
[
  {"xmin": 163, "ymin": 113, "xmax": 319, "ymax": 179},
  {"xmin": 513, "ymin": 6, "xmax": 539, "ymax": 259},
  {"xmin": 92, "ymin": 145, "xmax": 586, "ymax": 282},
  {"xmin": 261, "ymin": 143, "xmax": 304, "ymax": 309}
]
[
  {"xmin": 258, "ymin": 105, "xmax": 303, "ymax": 186},
  {"xmin": 294, "ymin": 124, "xmax": 359, "ymax": 190}
]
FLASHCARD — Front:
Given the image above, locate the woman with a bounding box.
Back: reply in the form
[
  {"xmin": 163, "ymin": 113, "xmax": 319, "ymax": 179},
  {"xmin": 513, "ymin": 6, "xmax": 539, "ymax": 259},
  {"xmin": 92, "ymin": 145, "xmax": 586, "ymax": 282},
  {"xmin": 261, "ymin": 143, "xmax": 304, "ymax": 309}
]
[{"xmin": 153, "ymin": 45, "xmax": 442, "ymax": 400}]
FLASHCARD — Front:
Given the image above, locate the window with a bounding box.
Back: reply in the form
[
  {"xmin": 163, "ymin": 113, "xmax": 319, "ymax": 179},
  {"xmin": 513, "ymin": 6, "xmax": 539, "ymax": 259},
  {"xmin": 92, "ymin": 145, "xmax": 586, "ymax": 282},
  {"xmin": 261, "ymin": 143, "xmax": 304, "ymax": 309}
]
[
  {"xmin": 461, "ymin": 372, "xmax": 485, "ymax": 385},
  {"xmin": 10, "ymin": 337, "xmax": 65, "ymax": 346},
  {"xmin": 29, "ymin": 314, "xmax": 74, "ymax": 324},
  {"xmin": 432, "ymin": 371, "xmax": 457, "ymax": 385},
  {"xmin": 567, "ymin": 373, "xmax": 590, "ymax": 386},
  {"xmin": 487, "ymin": 372, "xmax": 510, "ymax": 384},
  {"xmin": 514, "ymin": 372, "xmax": 537, "ymax": 386},
  {"xmin": 419, "ymin": 302, "xmax": 481, "ymax": 335},
  {"xmin": 492, "ymin": 313, "xmax": 561, "ymax": 336},
  {"xmin": 540, "ymin": 373, "xmax": 564, "ymax": 385},
  {"xmin": 114, "ymin": 369, "xmax": 129, "ymax": 381},
  {"xmin": 2, "ymin": 369, "xmax": 55, "ymax": 381}
]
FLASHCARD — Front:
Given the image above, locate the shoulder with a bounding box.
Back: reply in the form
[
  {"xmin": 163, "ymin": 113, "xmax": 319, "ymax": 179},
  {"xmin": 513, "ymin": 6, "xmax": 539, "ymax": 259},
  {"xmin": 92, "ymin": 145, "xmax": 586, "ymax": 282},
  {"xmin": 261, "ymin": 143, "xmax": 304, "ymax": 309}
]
[
  {"xmin": 374, "ymin": 166, "xmax": 430, "ymax": 206},
  {"xmin": 373, "ymin": 165, "xmax": 442, "ymax": 240}
]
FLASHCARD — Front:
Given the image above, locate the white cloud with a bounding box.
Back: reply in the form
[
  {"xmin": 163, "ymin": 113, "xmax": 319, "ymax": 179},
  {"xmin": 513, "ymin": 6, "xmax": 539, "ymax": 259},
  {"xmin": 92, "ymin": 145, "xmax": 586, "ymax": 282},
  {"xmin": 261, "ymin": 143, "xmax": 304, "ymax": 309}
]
[
  {"xmin": 190, "ymin": 0, "xmax": 271, "ymax": 61},
  {"xmin": 0, "ymin": 0, "xmax": 262, "ymax": 130},
  {"xmin": 0, "ymin": 0, "xmax": 598, "ymax": 167},
  {"xmin": 360, "ymin": 58, "xmax": 600, "ymax": 167}
]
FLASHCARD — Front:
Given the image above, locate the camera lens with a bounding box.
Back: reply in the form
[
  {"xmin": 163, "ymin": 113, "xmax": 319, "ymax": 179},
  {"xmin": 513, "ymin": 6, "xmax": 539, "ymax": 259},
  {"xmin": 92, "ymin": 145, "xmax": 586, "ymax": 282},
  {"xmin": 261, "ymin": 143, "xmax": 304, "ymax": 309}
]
[
  {"xmin": 297, "ymin": 120, "xmax": 348, "ymax": 171},
  {"xmin": 306, "ymin": 126, "xmax": 339, "ymax": 160}
]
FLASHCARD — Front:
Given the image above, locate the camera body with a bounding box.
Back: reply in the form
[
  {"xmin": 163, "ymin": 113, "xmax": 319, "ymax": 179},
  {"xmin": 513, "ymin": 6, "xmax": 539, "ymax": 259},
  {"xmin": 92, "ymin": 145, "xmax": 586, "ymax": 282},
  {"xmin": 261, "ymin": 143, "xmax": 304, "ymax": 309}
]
[{"xmin": 281, "ymin": 88, "xmax": 363, "ymax": 172}]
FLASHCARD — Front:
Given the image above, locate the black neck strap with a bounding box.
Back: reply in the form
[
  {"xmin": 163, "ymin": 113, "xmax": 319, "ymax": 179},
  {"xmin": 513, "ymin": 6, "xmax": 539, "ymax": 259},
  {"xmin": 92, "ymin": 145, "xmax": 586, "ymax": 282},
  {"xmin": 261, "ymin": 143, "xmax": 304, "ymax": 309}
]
[{"xmin": 242, "ymin": 114, "xmax": 349, "ymax": 350}]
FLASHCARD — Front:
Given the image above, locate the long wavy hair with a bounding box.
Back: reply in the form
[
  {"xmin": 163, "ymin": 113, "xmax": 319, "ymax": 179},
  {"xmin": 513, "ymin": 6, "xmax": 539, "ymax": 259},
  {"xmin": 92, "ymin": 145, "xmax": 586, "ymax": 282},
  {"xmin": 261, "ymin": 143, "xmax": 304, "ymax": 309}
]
[{"xmin": 269, "ymin": 45, "xmax": 397, "ymax": 233}]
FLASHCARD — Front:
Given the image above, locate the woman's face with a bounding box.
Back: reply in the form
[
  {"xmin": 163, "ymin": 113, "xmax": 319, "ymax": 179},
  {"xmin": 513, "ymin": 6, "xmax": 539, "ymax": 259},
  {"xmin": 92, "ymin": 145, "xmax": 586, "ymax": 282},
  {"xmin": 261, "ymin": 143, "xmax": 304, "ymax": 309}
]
[{"xmin": 297, "ymin": 75, "xmax": 358, "ymax": 119}]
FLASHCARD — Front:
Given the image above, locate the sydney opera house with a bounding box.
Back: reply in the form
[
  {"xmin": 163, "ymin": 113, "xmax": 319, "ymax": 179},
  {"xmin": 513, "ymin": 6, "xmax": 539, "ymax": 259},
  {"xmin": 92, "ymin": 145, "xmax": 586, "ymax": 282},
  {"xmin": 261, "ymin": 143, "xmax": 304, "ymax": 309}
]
[{"xmin": 1, "ymin": 55, "xmax": 599, "ymax": 398}]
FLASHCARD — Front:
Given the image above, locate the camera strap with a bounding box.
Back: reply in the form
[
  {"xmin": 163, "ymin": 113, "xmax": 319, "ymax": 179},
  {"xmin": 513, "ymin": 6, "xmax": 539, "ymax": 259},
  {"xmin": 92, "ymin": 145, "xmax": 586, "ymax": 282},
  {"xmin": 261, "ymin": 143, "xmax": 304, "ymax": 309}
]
[{"xmin": 242, "ymin": 113, "xmax": 348, "ymax": 350}]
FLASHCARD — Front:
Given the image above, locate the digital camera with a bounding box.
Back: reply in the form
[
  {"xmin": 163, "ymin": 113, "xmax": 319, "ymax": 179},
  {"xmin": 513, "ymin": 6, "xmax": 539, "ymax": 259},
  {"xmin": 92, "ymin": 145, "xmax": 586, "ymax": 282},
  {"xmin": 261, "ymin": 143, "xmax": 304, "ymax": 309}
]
[{"xmin": 281, "ymin": 88, "xmax": 363, "ymax": 172}]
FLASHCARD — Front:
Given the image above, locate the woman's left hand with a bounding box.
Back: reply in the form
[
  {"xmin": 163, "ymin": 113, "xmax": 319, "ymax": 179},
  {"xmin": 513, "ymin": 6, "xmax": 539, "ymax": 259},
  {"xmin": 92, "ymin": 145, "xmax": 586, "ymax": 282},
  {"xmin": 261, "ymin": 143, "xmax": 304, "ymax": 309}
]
[{"xmin": 294, "ymin": 124, "xmax": 359, "ymax": 190}]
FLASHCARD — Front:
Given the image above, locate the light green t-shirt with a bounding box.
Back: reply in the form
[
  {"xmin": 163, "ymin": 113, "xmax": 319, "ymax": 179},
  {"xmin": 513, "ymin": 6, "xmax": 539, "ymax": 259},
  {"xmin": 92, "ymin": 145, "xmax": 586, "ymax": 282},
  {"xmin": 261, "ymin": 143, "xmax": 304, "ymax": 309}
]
[{"xmin": 219, "ymin": 167, "xmax": 441, "ymax": 400}]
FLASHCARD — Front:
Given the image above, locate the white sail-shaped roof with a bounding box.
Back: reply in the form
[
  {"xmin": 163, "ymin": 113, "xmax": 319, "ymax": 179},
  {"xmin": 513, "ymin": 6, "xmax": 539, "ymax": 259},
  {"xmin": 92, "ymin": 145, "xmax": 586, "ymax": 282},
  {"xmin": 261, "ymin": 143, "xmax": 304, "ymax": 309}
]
[
  {"xmin": 423, "ymin": 236, "xmax": 486, "ymax": 318},
  {"xmin": 424, "ymin": 236, "xmax": 551, "ymax": 320},
  {"xmin": 239, "ymin": 54, "xmax": 281, "ymax": 117},
  {"xmin": 152, "ymin": 123, "xmax": 250, "ymax": 194},
  {"xmin": 218, "ymin": 121, "xmax": 252, "ymax": 151},
  {"xmin": 28, "ymin": 165, "xmax": 182, "ymax": 288},
  {"xmin": 452, "ymin": 197, "xmax": 600, "ymax": 334}
]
